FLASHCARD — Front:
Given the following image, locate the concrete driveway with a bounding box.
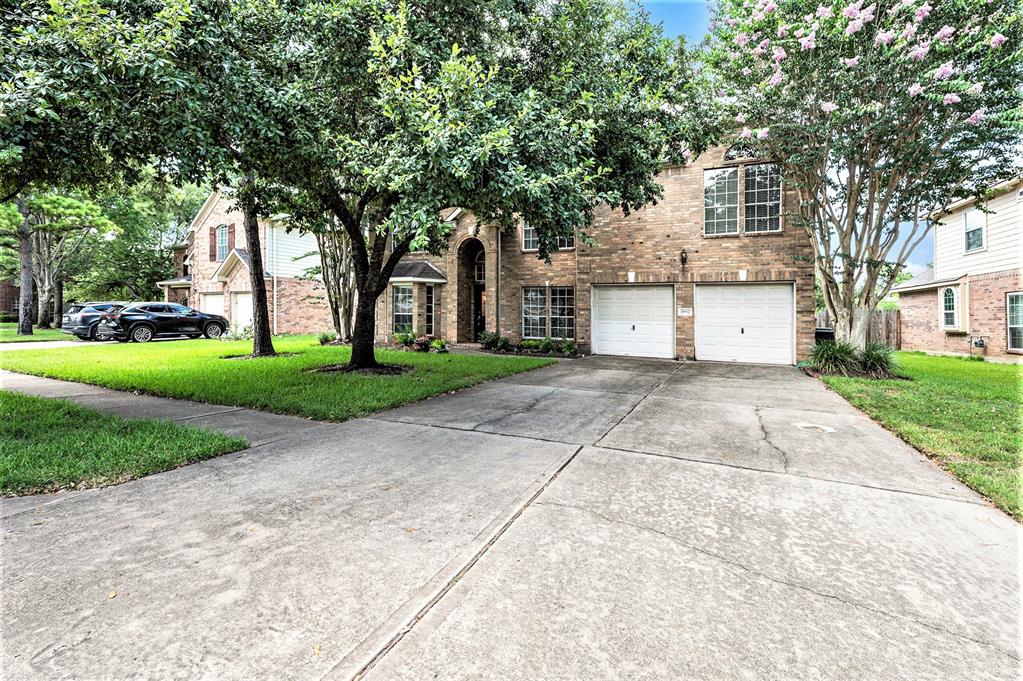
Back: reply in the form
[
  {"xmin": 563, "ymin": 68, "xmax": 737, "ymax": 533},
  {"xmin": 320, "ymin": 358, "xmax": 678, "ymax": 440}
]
[{"xmin": 1, "ymin": 357, "xmax": 1018, "ymax": 680}]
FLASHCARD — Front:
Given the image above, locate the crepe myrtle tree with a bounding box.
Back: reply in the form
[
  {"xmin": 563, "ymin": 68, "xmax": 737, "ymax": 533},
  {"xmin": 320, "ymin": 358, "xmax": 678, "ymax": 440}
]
[
  {"xmin": 264, "ymin": 0, "xmax": 716, "ymax": 369},
  {"xmin": 706, "ymin": 0, "xmax": 1022, "ymax": 347}
]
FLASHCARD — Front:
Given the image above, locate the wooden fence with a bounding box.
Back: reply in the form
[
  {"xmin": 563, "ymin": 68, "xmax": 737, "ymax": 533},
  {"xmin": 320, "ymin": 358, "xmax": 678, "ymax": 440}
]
[{"xmin": 815, "ymin": 310, "xmax": 901, "ymax": 349}]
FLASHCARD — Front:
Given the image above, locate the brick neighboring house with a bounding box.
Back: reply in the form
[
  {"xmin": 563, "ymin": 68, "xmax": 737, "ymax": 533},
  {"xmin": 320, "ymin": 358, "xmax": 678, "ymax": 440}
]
[
  {"xmin": 374, "ymin": 145, "xmax": 816, "ymax": 364},
  {"xmin": 158, "ymin": 190, "xmax": 332, "ymax": 334},
  {"xmin": 0, "ymin": 279, "xmax": 19, "ymax": 316},
  {"xmin": 894, "ymin": 177, "xmax": 1023, "ymax": 362}
]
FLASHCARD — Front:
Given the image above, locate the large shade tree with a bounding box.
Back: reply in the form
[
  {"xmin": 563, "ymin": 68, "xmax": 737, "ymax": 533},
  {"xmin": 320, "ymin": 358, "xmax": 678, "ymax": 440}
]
[
  {"xmin": 705, "ymin": 0, "xmax": 1022, "ymax": 346},
  {"xmin": 204, "ymin": 0, "xmax": 716, "ymax": 369}
]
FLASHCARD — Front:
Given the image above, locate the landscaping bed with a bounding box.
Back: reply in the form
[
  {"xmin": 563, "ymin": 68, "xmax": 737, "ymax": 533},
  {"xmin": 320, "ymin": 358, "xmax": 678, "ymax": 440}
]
[
  {"xmin": 477, "ymin": 332, "xmax": 579, "ymax": 358},
  {"xmin": 822, "ymin": 352, "xmax": 1021, "ymax": 519},
  {"xmin": 0, "ymin": 391, "xmax": 248, "ymax": 496},
  {"xmin": 0, "ymin": 335, "xmax": 555, "ymax": 422}
]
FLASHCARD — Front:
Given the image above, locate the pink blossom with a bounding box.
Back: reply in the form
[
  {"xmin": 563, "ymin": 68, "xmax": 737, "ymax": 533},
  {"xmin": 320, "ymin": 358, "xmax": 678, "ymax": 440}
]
[
  {"xmin": 990, "ymin": 33, "xmax": 1007, "ymax": 48},
  {"xmin": 800, "ymin": 34, "xmax": 817, "ymax": 50},
  {"xmin": 768, "ymin": 70, "xmax": 784, "ymax": 86},
  {"xmin": 752, "ymin": 10, "xmax": 765, "ymax": 21},
  {"xmin": 795, "ymin": 28, "xmax": 805, "ymax": 38},
  {"xmin": 756, "ymin": 127, "xmax": 770, "ymax": 139},
  {"xmin": 777, "ymin": 24, "xmax": 789, "ymax": 38},
  {"xmin": 966, "ymin": 108, "xmax": 987, "ymax": 125},
  {"xmin": 773, "ymin": 46, "xmax": 788, "ymax": 63},
  {"xmin": 935, "ymin": 25, "xmax": 955, "ymax": 42},
  {"xmin": 914, "ymin": 3, "xmax": 931, "ymax": 22},
  {"xmin": 908, "ymin": 83, "xmax": 924, "ymax": 96},
  {"xmin": 860, "ymin": 3, "xmax": 876, "ymax": 21},
  {"xmin": 816, "ymin": 5, "xmax": 834, "ymax": 18},
  {"xmin": 726, "ymin": 18, "xmax": 739, "ymax": 27},
  {"xmin": 736, "ymin": 112, "xmax": 747, "ymax": 124},
  {"xmin": 901, "ymin": 22, "xmax": 917, "ymax": 40},
  {"xmin": 909, "ymin": 42, "xmax": 930, "ymax": 60},
  {"xmin": 742, "ymin": 66, "xmax": 753, "ymax": 75},
  {"xmin": 874, "ymin": 29, "xmax": 895, "ymax": 46},
  {"xmin": 735, "ymin": 32, "xmax": 750, "ymax": 47},
  {"xmin": 740, "ymin": 127, "xmax": 753, "ymax": 139},
  {"xmin": 846, "ymin": 19, "xmax": 864, "ymax": 35},
  {"xmin": 933, "ymin": 61, "xmax": 955, "ymax": 80},
  {"xmin": 717, "ymin": 89, "xmax": 727, "ymax": 97},
  {"xmin": 843, "ymin": 1, "xmax": 863, "ymax": 19},
  {"xmin": 842, "ymin": 56, "xmax": 861, "ymax": 67},
  {"xmin": 764, "ymin": 1, "xmax": 778, "ymax": 14},
  {"xmin": 968, "ymin": 83, "xmax": 983, "ymax": 94},
  {"xmin": 752, "ymin": 39, "xmax": 769, "ymax": 57},
  {"xmin": 683, "ymin": 149, "xmax": 693, "ymax": 164},
  {"xmin": 943, "ymin": 93, "xmax": 961, "ymax": 104},
  {"xmin": 821, "ymin": 101, "xmax": 839, "ymax": 113}
]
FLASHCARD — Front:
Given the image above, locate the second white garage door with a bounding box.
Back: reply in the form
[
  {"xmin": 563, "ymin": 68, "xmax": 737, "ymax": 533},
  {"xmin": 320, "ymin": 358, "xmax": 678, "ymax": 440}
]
[
  {"xmin": 592, "ymin": 285, "xmax": 675, "ymax": 359},
  {"xmin": 231, "ymin": 292, "xmax": 253, "ymax": 331},
  {"xmin": 695, "ymin": 284, "xmax": 794, "ymax": 365}
]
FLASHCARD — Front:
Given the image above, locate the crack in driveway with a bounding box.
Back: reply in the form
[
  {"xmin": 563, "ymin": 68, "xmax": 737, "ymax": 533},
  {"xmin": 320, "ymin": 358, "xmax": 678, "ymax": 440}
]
[
  {"xmin": 755, "ymin": 406, "xmax": 789, "ymax": 473},
  {"xmin": 534, "ymin": 499, "xmax": 1019, "ymax": 663}
]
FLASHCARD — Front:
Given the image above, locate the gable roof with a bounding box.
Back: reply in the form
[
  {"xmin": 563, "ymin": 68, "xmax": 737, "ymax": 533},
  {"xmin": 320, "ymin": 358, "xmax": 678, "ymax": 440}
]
[
  {"xmin": 211, "ymin": 248, "xmax": 272, "ymax": 282},
  {"xmin": 389, "ymin": 261, "xmax": 447, "ymax": 283},
  {"xmin": 892, "ymin": 268, "xmax": 965, "ymax": 293}
]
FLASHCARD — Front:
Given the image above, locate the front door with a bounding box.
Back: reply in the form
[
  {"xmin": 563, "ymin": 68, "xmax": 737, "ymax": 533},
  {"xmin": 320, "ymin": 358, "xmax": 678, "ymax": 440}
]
[{"xmin": 473, "ymin": 286, "xmax": 486, "ymax": 340}]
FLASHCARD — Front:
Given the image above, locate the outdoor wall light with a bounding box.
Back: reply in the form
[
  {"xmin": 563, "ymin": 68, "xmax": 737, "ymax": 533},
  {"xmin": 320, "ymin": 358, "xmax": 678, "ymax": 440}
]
[{"xmin": 679, "ymin": 248, "xmax": 689, "ymax": 269}]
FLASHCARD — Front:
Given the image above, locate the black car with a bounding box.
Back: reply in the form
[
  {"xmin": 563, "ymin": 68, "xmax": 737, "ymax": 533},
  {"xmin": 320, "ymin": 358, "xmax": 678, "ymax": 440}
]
[
  {"xmin": 61, "ymin": 302, "xmax": 128, "ymax": 340},
  {"xmin": 97, "ymin": 303, "xmax": 228, "ymax": 343}
]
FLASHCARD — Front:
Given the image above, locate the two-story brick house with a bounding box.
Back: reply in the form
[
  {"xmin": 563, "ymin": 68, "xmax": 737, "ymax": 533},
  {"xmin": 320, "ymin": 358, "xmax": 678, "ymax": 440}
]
[
  {"xmin": 374, "ymin": 146, "xmax": 816, "ymax": 364},
  {"xmin": 158, "ymin": 190, "xmax": 333, "ymax": 334},
  {"xmin": 894, "ymin": 177, "xmax": 1022, "ymax": 362}
]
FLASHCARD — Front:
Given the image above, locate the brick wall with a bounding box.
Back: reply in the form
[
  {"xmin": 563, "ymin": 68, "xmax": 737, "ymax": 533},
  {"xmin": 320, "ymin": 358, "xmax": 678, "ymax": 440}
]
[
  {"xmin": 901, "ymin": 269, "xmax": 1022, "ymax": 360},
  {"xmin": 271, "ymin": 277, "xmax": 332, "ymax": 335},
  {"xmin": 0, "ymin": 280, "xmax": 19, "ymax": 314}
]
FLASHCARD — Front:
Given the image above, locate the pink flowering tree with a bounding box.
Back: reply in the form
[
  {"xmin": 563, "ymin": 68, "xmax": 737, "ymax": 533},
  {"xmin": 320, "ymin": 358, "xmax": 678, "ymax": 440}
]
[{"xmin": 706, "ymin": 0, "xmax": 1021, "ymax": 347}]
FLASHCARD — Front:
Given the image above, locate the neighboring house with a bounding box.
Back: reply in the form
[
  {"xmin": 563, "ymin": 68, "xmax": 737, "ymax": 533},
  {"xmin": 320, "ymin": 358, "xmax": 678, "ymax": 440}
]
[
  {"xmin": 894, "ymin": 177, "xmax": 1023, "ymax": 362},
  {"xmin": 0, "ymin": 279, "xmax": 19, "ymax": 316},
  {"xmin": 158, "ymin": 190, "xmax": 332, "ymax": 334},
  {"xmin": 374, "ymin": 145, "xmax": 816, "ymax": 364}
]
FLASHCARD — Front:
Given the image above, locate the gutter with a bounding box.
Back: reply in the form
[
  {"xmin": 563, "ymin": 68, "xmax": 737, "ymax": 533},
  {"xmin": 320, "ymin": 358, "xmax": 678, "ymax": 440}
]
[{"xmin": 495, "ymin": 227, "xmax": 501, "ymax": 335}]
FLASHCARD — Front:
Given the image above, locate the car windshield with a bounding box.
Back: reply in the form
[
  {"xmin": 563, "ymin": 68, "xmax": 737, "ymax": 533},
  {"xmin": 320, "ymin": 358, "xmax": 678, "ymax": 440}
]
[{"xmin": 68, "ymin": 305, "xmax": 85, "ymax": 314}]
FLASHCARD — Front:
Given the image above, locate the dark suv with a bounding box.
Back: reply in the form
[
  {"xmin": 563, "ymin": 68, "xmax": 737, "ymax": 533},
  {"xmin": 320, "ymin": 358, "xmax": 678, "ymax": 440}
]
[
  {"xmin": 98, "ymin": 303, "xmax": 228, "ymax": 343},
  {"xmin": 61, "ymin": 302, "xmax": 128, "ymax": 340}
]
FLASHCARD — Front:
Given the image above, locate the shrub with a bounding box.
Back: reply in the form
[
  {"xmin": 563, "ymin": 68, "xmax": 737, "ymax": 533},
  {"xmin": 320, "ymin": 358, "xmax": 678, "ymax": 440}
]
[
  {"xmin": 393, "ymin": 331, "xmax": 415, "ymax": 347},
  {"xmin": 966, "ymin": 354, "xmax": 985, "ymax": 362},
  {"xmin": 810, "ymin": 340, "xmax": 859, "ymax": 376},
  {"xmin": 412, "ymin": 335, "xmax": 431, "ymax": 352},
  {"xmin": 478, "ymin": 331, "xmax": 499, "ymax": 350},
  {"xmin": 520, "ymin": 339, "xmax": 541, "ymax": 351},
  {"xmin": 0, "ymin": 312, "xmax": 17, "ymax": 324},
  {"xmin": 224, "ymin": 324, "xmax": 253, "ymax": 341},
  {"xmin": 562, "ymin": 340, "xmax": 578, "ymax": 356},
  {"xmin": 538, "ymin": 337, "xmax": 557, "ymax": 354},
  {"xmin": 430, "ymin": 338, "xmax": 448, "ymax": 353},
  {"xmin": 494, "ymin": 335, "xmax": 511, "ymax": 351},
  {"xmin": 860, "ymin": 341, "xmax": 898, "ymax": 378},
  {"xmin": 318, "ymin": 331, "xmax": 335, "ymax": 345}
]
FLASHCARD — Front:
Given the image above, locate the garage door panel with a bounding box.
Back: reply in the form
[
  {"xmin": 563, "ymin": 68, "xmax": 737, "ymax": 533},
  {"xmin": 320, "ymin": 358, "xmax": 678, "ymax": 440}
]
[
  {"xmin": 593, "ymin": 286, "xmax": 675, "ymax": 359},
  {"xmin": 695, "ymin": 284, "xmax": 793, "ymax": 365},
  {"xmin": 200, "ymin": 293, "xmax": 224, "ymax": 318}
]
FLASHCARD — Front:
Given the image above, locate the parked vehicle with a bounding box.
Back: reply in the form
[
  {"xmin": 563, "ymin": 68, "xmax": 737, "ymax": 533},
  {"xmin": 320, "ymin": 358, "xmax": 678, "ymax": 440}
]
[
  {"xmin": 97, "ymin": 303, "xmax": 227, "ymax": 343},
  {"xmin": 61, "ymin": 302, "xmax": 128, "ymax": 340}
]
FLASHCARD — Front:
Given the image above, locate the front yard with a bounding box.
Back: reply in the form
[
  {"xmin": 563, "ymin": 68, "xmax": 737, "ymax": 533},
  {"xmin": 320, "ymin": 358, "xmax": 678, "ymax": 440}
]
[
  {"xmin": 0, "ymin": 322, "xmax": 69, "ymax": 343},
  {"xmin": 0, "ymin": 336, "xmax": 554, "ymax": 422},
  {"xmin": 823, "ymin": 352, "xmax": 1021, "ymax": 519},
  {"xmin": 1, "ymin": 391, "xmax": 248, "ymax": 496}
]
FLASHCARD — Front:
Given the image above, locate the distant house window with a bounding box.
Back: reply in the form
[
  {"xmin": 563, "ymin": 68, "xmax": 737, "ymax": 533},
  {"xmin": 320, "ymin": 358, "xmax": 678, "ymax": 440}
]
[
  {"xmin": 549, "ymin": 287, "xmax": 575, "ymax": 339},
  {"xmin": 12, "ymin": 297, "xmax": 19, "ymax": 313},
  {"xmin": 393, "ymin": 285, "xmax": 413, "ymax": 333},
  {"xmin": 941, "ymin": 287, "xmax": 958, "ymax": 329},
  {"xmin": 216, "ymin": 224, "xmax": 229, "ymax": 261},
  {"xmin": 964, "ymin": 208, "xmax": 985, "ymax": 252},
  {"xmin": 474, "ymin": 250, "xmax": 486, "ymax": 284},
  {"xmin": 704, "ymin": 168, "xmax": 739, "ymax": 235},
  {"xmin": 425, "ymin": 285, "xmax": 435, "ymax": 336},
  {"xmin": 744, "ymin": 163, "xmax": 782, "ymax": 233},
  {"xmin": 521, "ymin": 222, "xmax": 574, "ymax": 251},
  {"xmin": 1008, "ymin": 293, "xmax": 1023, "ymax": 351},
  {"xmin": 522, "ymin": 287, "xmax": 547, "ymax": 339}
]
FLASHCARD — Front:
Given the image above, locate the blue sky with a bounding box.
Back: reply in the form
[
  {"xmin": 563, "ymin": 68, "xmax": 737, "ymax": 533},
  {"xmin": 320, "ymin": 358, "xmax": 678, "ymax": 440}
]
[{"xmin": 640, "ymin": 1, "xmax": 933, "ymax": 273}]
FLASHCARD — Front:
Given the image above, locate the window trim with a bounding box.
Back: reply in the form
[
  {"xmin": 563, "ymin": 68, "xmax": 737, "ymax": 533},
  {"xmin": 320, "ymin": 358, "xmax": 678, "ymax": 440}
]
[
  {"xmin": 521, "ymin": 285, "xmax": 575, "ymax": 340},
  {"xmin": 1008, "ymin": 291, "xmax": 1023, "ymax": 353},
  {"xmin": 425, "ymin": 285, "xmax": 435, "ymax": 336},
  {"xmin": 703, "ymin": 166, "xmax": 740, "ymax": 236},
  {"xmin": 521, "ymin": 286, "xmax": 547, "ymax": 339},
  {"xmin": 549, "ymin": 286, "xmax": 575, "ymax": 340},
  {"xmin": 521, "ymin": 221, "xmax": 575, "ymax": 252},
  {"xmin": 963, "ymin": 208, "xmax": 986, "ymax": 254},
  {"xmin": 941, "ymin": 286, "xmax": 959, "ymax": 330},
  {"xmin": 392, "ymin": 285, "xmax": 414, "ymax": 334},
  {"xmin": 215, "ymin": 224, "xmax": 229, "ymax": 261}
]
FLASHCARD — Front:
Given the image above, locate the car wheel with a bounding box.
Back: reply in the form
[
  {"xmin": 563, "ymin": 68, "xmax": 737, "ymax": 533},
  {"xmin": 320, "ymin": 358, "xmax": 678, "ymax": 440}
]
[
  {"xmin": 130, "ymin": 325, "xmax": 154, "ymax": 343},
  {"xmin": 88, "ymin": 324, "xmax": 99, "ymax": 341},
  {"xmin": 204, "ymin": 323, "xmax": 224, "ymax": 339}
]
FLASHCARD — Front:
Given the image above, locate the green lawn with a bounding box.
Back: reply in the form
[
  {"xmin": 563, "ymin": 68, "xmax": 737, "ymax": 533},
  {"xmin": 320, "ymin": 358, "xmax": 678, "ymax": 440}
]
[
  {"xmin": 0, "ymin": 336, "xmax": 555, "ymax": 422},
  {"xmin": 822, "ymin": 352, "xmax": 1022, "ymax": 519},
  {"xmin": 1, "ymin": 391, "xmax": 248, "ymax": 496},
  {"xmin": 0, "ymin": 322, "xmax": 70, "ymax": 343}
]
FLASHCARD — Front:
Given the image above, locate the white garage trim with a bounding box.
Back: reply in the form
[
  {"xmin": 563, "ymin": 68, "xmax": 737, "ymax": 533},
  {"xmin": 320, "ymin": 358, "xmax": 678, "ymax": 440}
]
[
  {"xmin": 590, "ymin": 284, "xmax": 676, "ymax": 359},
  {"xmin": 694, "ymin": 283, "xmax": 795, "ymax": 365}
]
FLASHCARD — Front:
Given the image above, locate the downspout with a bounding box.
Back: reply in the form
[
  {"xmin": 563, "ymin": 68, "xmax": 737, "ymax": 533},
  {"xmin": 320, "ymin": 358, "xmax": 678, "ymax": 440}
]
[
  {"xmin": 495, "ymin": 226, "xmax": 501, "ymax": 335},
  {"xmin": 272, "ymin": 224, "xmax": 279, "ymax": 335}
]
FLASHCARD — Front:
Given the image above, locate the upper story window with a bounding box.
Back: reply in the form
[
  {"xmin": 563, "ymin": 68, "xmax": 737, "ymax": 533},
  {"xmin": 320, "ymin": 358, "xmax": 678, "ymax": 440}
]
[
  {"xmin": 744, "ymin": 164, "xmax": 782, "ymax": 233},
  {"xmin": 704, "ymin": 167, "xmax": 739, "ymax": 235},
  {"xmin": 941, "ymin": 287, "xmax": 958, "ymax": 329},
  {"xmin": 964, "ymin": 208, "xmax": 985, "ymax": 252},
  {"xmin": 522, "ymin": 222, "xmax": 574, "ymax": 252},
  {"xmin": 216, "ymin": 224, "xmax": 229, "ymax": 261}
]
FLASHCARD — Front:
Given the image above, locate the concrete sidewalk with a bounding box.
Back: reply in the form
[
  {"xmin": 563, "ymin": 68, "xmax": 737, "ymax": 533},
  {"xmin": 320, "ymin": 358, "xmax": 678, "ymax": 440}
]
[{"xmin": 1, "ymin": 361, "xmax": 1018, "ymax": 680}]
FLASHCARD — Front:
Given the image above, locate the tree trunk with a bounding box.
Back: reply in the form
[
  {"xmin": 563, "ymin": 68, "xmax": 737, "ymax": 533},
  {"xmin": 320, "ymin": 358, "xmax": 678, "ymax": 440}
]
[
  {"xmin": 833, "ymin": 305, "xmax": 870, "ymax": 349},
  {"xmin": 15, "ymin": 202, "xmax": 33, "ymax": 336},
  {"xmin": 36, "ymin": 284, "xmax": 52, "ymax": 328},
  {"xmin": 349, "ymin": 290, "xmax": 379, "ymax": 368},
  {"xmin": 315, "ymin": 227, "xmax": 356, "ymax": 341},
  {"xmin": 240, "ymin": 175, "xmax": 275, "ymax": 358},
  {"xmin": 54, "ymin": 280, "xmax": 64, "ymax": 322}
]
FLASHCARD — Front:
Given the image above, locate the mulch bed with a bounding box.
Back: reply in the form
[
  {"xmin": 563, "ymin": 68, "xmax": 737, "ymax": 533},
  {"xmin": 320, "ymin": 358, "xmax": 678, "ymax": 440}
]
[
  {"xmin": 310, "ymin": 363, "xmax": 412, "ymax": 376},
  {"xmin": 223, "ymin": 352, "xmax": 299, "ymax": 360}
]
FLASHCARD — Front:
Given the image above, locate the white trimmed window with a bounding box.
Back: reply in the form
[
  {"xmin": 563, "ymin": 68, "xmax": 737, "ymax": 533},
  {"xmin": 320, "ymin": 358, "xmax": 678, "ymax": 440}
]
[
  {"xmin": 521, "ymin": 286, "xmax": 575, "ymax": 339},
  {"xmin": 522, "ymin": 287, "xmax": 546, "ymax": 338},
  {"xmin": 744, "ymin": 163, "xmax": 782, "ymax": 233},
  {"xmin": 521, "ymin": 222, "xmax": 574, "ymax": 251},
  {"xmin": 550, "ymin": 287, "xmax": 575, "ymax": 339},
  {"xmin": 704, "ymin": 168, "xmax": 739, "ymax": 235},
  {"xmin": 964, "ymin": 208, "xmax": 985, "ymax": 252},
  {"xmin": 425, "ymin": 285, "xmax": 435, "ymax": 336},
  {"xmin": 216, "ymin": 224, "xmax": 229, "ymax": 261},
  {"xmin": 393, "ymin": 285, "xmax": 413, "ymax": 333},
  {"xmin": 941, "ymin": 287, "xmax": 958, "ymax": 329},
  {"xmin": 1008, "ymin": 293, "xmax": 1023, "ymax": 351}
]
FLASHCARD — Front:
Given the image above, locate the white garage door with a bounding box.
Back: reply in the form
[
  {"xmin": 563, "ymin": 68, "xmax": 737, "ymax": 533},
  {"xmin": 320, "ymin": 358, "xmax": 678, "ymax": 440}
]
[
  {"xmin": 695, "ymin": 284, "xmax": 794, "ymax": 365},
  {"xmin": 232, "ymin": 292, "xmax": 253, "ymax": 331},
  {"xmin": 592, "ymin": 285, "xmax": 675, "ymax": 359},
  {"xmin": 199, "ymin": 293, "xmax": 224, "ymax": 317}
]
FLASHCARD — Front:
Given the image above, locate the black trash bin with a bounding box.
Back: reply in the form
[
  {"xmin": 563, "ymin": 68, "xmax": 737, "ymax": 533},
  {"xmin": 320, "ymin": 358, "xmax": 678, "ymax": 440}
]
[{"xmin": 815, "ymin": 327, "xmax": 835, "ymax": 343}]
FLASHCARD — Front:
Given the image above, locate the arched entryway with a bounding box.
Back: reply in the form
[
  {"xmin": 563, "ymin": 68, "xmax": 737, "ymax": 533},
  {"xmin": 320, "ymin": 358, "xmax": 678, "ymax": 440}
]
[{"xmin": 456, "ymin": 238, "xmax": 486, "ymax": 342}]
